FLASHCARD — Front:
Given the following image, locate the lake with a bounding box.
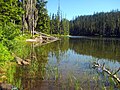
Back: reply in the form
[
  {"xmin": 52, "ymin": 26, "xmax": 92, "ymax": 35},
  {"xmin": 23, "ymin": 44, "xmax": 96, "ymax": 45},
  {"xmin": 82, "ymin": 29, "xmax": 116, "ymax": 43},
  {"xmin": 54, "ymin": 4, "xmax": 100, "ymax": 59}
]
[{"xmin": 7, "ymin": 36, "xmax": 120, "ymax": 90}]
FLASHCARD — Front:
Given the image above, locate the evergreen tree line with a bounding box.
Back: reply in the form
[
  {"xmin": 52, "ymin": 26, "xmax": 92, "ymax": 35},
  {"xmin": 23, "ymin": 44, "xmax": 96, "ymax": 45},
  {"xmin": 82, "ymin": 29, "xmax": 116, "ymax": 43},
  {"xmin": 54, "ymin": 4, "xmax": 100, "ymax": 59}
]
[
  {"xmin": 49, "ymin": 13, "xmax": 69, "ymax": 35},
  {"xmin": 35, "ymin": 0, "xmax": 50, "ymax": 34},
  {"xmin": 69, "ymin": 10, "xmax": 120, "ymax": 37}
]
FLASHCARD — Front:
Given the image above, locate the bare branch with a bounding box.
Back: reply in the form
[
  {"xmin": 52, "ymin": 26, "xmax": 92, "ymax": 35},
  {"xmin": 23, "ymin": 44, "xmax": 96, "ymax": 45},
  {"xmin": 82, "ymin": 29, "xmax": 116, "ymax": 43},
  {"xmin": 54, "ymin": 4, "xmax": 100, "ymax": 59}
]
[{"xmin": 92, "ymin": 62, "xmax": 120, "ymax": 84}]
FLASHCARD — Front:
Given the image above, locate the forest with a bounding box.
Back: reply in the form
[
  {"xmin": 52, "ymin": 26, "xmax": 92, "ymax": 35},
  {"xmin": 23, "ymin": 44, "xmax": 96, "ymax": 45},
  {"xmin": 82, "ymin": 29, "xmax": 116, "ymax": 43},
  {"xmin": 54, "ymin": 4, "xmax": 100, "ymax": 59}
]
[
  {"xmin": 0, "ymin": 0, "xmax": 69, "ymax": 62},
  {"xmin": 70, "ymin": 10, "xmax": 120, "ymax": 37},
  {"xmin": 0, "ymin": 0, "xmax": 120, "ymax": 89},
  {"xmin": 1, "ymin": 1, "xmax": 120, "ymax": 61}
]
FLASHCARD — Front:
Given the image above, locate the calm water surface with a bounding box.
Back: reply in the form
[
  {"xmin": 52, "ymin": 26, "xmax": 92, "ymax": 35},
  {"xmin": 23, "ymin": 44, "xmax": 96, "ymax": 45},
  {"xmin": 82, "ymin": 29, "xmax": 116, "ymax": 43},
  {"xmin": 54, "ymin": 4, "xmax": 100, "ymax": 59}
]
[{"xmin": 8, "ymin": 37, "xmax": 120, "ymax": 90}]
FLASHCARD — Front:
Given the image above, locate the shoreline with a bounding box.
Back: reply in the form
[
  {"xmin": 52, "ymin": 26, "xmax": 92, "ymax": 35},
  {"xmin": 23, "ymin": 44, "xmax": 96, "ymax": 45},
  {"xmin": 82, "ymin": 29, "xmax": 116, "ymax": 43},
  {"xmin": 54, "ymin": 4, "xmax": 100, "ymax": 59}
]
[{"xmin": 69, "ymin": 35, "xmax": 120, "ymax": 40}]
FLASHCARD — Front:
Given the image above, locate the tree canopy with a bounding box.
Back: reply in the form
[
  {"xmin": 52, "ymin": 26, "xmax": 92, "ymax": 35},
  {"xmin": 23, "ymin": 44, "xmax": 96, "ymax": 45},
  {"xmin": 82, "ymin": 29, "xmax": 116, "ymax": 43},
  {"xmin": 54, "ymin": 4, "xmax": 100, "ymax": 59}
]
[{"xmin": 70, "ymin": 10, "xmax": 120, "ymax": 37}]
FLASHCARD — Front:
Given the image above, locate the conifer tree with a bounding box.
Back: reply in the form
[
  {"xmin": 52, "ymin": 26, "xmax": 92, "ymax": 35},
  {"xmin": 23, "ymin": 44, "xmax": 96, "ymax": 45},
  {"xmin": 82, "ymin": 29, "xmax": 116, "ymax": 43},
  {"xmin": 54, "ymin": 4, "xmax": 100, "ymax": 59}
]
[{"xmin": 36, "ymin": 0, "xmax": 50, "ymax": 34}]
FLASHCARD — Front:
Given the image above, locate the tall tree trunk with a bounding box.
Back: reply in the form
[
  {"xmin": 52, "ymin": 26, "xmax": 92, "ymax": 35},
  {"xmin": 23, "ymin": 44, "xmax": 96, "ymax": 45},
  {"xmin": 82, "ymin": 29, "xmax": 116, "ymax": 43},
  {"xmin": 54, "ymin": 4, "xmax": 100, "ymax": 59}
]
[
  {"xmin": 22, "ymin": 0, "xmax": 38, "ymax": 37},
  {"xmin": 22, "ymin": 0, "xmax": 25, "ymax": 34}
]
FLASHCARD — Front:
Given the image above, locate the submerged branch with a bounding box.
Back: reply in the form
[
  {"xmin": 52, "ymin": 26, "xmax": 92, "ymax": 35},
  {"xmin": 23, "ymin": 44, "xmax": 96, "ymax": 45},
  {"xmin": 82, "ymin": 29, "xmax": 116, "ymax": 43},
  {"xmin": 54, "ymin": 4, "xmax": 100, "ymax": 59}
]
[
  {"xmin": 113, "ymin": 68, "xmax": 120, "ymax": 75},
  {"xmin": 92, "ymin": 62, "xmax": 120, "ymax": 84}
]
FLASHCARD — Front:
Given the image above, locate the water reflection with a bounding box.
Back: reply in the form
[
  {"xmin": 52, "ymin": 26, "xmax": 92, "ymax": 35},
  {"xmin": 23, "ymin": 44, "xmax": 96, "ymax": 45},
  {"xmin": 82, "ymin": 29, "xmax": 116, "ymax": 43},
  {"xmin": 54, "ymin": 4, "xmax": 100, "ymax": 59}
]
[
  {"xmin": 5, "ymin": 37, "xmax": 120, "ymax": 89},
  {"xmin": 69, "ymin": 37, "xmax": 120, "ymax": 62}
]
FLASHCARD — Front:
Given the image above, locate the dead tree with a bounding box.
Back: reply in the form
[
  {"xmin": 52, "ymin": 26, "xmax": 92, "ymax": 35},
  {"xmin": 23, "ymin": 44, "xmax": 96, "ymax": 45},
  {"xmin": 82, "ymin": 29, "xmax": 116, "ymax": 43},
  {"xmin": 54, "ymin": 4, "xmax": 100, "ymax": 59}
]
[{"xmin": 22, "ymin": 0, "xmax": 38, "ymax": 37}]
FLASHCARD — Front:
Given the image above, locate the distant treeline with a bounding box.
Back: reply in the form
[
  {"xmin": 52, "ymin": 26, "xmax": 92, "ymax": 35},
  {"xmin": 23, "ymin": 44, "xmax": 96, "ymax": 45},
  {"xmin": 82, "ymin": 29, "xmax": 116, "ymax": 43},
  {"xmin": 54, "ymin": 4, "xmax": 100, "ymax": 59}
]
[
  {"xmin": 69, "ymin": 10, "xmax": 120, "ymax": 37},
  {"xmin": 49, "ymin": 13, "xmax": 69, "ymax": 35}
]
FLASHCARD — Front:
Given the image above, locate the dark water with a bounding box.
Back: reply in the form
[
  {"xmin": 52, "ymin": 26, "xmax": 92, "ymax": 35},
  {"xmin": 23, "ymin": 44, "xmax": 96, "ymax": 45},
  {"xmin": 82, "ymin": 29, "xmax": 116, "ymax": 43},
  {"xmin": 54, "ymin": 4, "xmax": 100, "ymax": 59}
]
[{"xmin": 7, "ymin": 37, "xmax": 120, "ymax": 90}]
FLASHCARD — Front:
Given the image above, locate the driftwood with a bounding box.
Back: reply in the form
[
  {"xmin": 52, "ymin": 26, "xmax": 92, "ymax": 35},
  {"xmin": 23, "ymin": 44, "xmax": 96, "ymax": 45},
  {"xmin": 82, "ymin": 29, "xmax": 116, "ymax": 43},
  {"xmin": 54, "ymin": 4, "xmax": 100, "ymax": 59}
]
[
  {"xmin": 26, "ymin": 32, "xmax": 59, "ymax": 44},
  {"xmin": 26, "ymin": 32, "xmax": 59, "ymax": 47},
  {"xmin": 12, "ymin": 53, "xmax": 31, "ymax": 65},
  {"xmin": 15, "ymin": 56, "xmax": 30, "ymax": 65},
  {"xmin": 92, "ymin": 62, "xmax": 120, "ymax": 84},
  {"xmin": 34, "ymin": 38, "xmax": 59, "ymax": 47}
]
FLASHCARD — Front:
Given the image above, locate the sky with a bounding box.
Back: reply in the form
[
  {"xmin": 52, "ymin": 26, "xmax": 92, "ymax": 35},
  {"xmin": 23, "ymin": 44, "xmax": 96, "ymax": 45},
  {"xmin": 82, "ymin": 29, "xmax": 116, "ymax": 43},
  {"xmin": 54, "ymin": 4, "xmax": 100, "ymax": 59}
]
[{"xmin": 46, "ymin": 0, "xmax": 120, "ymax": 20}]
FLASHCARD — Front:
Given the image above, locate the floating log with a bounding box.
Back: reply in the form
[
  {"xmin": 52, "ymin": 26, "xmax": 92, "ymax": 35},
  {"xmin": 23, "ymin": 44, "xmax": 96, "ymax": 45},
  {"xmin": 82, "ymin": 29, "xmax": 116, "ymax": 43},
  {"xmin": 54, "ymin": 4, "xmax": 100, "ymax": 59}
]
[{"xmin": 92, "ymin": 62, "xmax": 120, "ymax": 84}]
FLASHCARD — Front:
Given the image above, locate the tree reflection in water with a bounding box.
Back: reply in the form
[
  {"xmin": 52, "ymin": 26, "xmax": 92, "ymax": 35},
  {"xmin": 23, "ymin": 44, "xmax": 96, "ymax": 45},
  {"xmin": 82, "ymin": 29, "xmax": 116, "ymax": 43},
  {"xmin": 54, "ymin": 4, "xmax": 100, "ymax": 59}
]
[{"xmin": 4, "ymin": 37, "xmax": 120, "ymax": 90}]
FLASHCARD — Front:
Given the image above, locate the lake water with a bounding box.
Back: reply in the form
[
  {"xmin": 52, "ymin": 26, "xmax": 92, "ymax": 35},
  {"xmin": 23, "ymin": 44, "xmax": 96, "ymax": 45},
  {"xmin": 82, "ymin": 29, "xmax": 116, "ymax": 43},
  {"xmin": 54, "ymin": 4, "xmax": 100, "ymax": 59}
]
[{"xmin": 8, "ymin": 37, "xmax": 120, "ymax": 90}]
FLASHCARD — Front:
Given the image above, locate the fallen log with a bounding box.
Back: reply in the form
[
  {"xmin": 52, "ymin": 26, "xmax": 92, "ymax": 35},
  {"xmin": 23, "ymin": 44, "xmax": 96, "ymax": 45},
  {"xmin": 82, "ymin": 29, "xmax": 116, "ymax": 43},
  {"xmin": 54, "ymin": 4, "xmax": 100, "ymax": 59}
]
[
  {"xmin": 25, "ymin": 59, "xmax": 31, "ymax": 63},
  {"xmin": 15, "ymin": 56, "xmax": 30, "ymax": 65},
  {"xmin": 34, "ymin": 38, "xmax": 59, "ymax": 47},
  {"xmin": 12, "ymin": 53, "xmax": 30, "ymax": 65},
  {"xmin": 92, "ymin": 62, "xmax": 120, "ymax": 84},
  {"xmin": 15, "ymin": 56, "xmax": 23, "ymax": 65},
  {"xmin": 26, "ymin": 39, "xmax": 37, "ymax": 42},
  {"xmin": 26, "ymin": 32, "xmax": 59, "ymax": 44},
  {"xmin": 26, "ymin": 36, "xmax": 43, "ymax": 43}
]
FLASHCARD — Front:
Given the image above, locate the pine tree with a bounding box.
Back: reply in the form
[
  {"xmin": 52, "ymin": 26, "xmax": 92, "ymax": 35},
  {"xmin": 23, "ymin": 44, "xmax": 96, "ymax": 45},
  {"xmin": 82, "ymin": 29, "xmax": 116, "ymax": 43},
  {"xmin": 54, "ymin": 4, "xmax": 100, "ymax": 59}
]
[
  {"xmin": 0, "ymin": 0, "xmax": 23, "ymax": 41},
  {"xmin": 36, "ymin": 0, "xmax": 50, "ymax": 34},
  {"xmin": 69, "ymin": 10, "xmax": 120, "ymax": 37}
]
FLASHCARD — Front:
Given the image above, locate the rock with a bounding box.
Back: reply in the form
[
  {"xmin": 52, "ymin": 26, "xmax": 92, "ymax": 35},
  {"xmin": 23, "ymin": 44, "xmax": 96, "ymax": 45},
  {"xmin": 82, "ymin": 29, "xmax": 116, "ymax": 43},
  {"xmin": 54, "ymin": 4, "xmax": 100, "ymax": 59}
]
[
  {"xmin": 0, "ymin": 83, "xmax": 12, "ymax": 90},
  {"xmin": 0, "ymin": 83, "xmax": 18, "ymax": 90}
]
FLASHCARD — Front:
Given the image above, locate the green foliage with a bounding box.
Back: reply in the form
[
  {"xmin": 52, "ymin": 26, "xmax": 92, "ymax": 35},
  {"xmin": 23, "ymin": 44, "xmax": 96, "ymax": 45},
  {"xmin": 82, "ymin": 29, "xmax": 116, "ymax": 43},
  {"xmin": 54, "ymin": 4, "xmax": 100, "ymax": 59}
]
[
  {"xmin": 7, "ymin": 64, "xmax": 16, "ymax": 83},
  {"xmin": 0, "ymin": 22, "xmax": 21, "ymax": 50},
  {"xmin": 50, "ymin": 14, "xmax": 69, "ymax": 35},
  {"xmin": 0, "ymin": 26, "xmax": 3, "ymax": 41},
  {"xmin": 0, "ymin": 43, "xmax": 13, "ymax": 61},
  {"xmin": 61, "ymin": 18, "xmax": 69, "ymax": 35},
  {"xmin": 2, "ymin": 23, "xmax": 20, "ymax": 40},
  {"xmin": 0, "ymin": 0, "xmax": 23, "ymax": 23},
  {"xmin": 36, "ymin": 0, "xmax": 50, "ymax": 34},
  {"xmin": 0, "ymin": 0, "xmax": 23, "ymax": 62},
  {"xmin": 12, "ymin": 35, "xmax": 31, "ymax": 59},
  {"xmin": 70, "ymin": 10, "xmax": 120, "ymax": 37}
]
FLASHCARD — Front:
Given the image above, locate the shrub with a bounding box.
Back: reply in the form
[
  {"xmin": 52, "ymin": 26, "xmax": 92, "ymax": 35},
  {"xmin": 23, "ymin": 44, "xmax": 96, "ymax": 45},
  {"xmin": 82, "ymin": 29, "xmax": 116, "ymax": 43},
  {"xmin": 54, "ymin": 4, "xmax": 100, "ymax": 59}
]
[{"xmin": 0, "ymin": 43, "xmax": 14, "ymax": 61}]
